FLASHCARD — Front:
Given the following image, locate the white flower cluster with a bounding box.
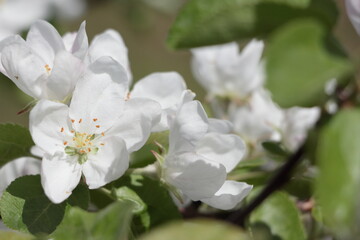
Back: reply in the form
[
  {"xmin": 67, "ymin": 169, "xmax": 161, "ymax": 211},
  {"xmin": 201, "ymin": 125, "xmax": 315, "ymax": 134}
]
[
  {"xmin": 0, "ymin": 0, "xmax": 85, "ymax": 41},
  {"xmin": 0, "ymin": 21, "xmax": 251, "ymax": 210},
  {"xmin": 191, "ymin": 41, "xmax": 320, "ymax": 159}
]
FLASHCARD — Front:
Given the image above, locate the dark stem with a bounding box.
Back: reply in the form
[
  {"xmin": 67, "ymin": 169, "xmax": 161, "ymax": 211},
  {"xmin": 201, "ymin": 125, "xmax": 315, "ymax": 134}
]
[{"xmin": 228, "ymin": 144, "xmax": 306, "ymax": 226}]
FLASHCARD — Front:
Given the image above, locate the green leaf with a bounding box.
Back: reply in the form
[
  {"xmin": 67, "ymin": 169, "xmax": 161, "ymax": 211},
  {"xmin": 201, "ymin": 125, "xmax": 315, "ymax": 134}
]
[
  {"xmin": 315, "ymin": 109, "xmax": 360, "ymax": 237},
  {"xmin": 112, "ymin": 186, "xmax": 147, "ymax": 214},
  {"xmin": 67, "ymin": 181, "xmax": 89, "ymax": 210},
  {"xmin": 262, "ymin": 141, "xmax": 289, "ymax": 157},
  {"xmin": 138, "ymin": 219, "xmax": 250, "ymax": 240},
  {"xmin": 167, "ymin": 0, "xmax": 337, "ymax": 49},
  {"xmin": 266, "ymin": 19, "xmax": 352, "ymax": 107},
  {"xmin": 130, "ymin": 144, "xmax": 157, "ymax": 169},
  {"xmin": 250, "ymin": 191, "xmax": 306, "ymax": 240},
  {"xmin": 0, "ymin": 124, "xmax": 35, "ymax": 166},
  {"xmin": 0, "ymin": 175, "xmax": 66, "ymax": 235},
  {"xmin": 50, "ymin": 201, "xmax": 134, "ymax": 240},
  {"xmin": 0, "ymin": 231, "xmax": 34, "ymax": 240},
  {"xmin": 114, "ymin": 175, "xmax": 181, "ymax": 236}
]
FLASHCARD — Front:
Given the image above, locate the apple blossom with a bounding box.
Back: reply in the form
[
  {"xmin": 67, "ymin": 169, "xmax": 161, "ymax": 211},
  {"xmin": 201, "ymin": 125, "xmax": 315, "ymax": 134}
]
[
  {"xmin": 0, "ymin": 157, "xmax": 41, "ymax": 195},
  {"xmin": 345, "ymin": 0, "xmax": 360, "ymax": 36},
  {"xmin": 131, "ymin": 72, "xmax": 195, "ymax": 131},
  {"xmin": 29, "ymin": 57, "xmax": 161, "ymax": 203},
  {"xmin": 160, "ymin": 100, "xmax": 252, "ymax": 210},
  {"xmin": 191, "ymin": 40, "xmax": 264, "ymax": 99},
  {"xmin": 228, "ymin": 89, "xmax": 283, "ymax": 158},
  {"xmin": 0, "ymin": 20, "xmax": 86, "ymax": 102},
  {"xmin": 281, "ymin": 107, "xmax": 320, "ymax": 151}
]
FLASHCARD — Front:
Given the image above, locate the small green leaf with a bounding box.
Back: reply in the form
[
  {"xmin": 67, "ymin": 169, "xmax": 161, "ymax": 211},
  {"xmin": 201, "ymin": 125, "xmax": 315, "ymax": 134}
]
[
  {"xmin": 51, "ymin": 201, "xmax": 134, "ymax": 240},
  {"xmin": 266, "ymin": 19, "xmax": 352, "ymax": 107},
  {"xmin": 0, "ymin": 124, "xmax": 35, "ymax": 166},
  {"xmin": 250, "ymin": 191, "xmax": 306, "ymax": 240},
  {"xmin": 130, "ymin": 144, "xmax": 157, "ymax": 169},
  {"xmin": 138, "ymin": 219, "xmax": 250, "ymax": 240},
  {"xmin": 315, "ymin": 109, "xmax": 360, "ymax": 237},
  {"xmin": 0, "ymin": 175, "xmax": 66, "ymax": 235},
  {"xmin": 114, "ymin": 175, "xmax": 181, "ymax": 236},
  {"xmin": 167, "ymin": 0, "xmax": 337, "ymax": 49},
  {"xmin": 112, "ymin": 186, "xmax": 147, "ymax": 214},
  {"xmin": 262, "ymin": 141, "xmax": 289, "ymax": 157}
]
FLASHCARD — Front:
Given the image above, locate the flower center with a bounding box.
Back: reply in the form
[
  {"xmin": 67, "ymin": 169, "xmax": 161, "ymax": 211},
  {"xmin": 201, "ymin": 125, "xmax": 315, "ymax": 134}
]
[{"xmin": 61, "ymin": 118, "xmax": 105, "ymax": 164}]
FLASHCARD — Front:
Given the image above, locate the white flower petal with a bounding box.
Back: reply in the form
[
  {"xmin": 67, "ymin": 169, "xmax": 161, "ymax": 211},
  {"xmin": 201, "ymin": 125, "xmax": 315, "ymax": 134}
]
[
  {"xmin": 107, "ymin": 98, "xmax": 161, "ymax": 152},
  {"xmin": 82, "ymin": 136, "xmax": 129, "ymax": 189},
  {"xmin": 132, "ymin": 72, "xmax": 187, "ymax": 109},
  {"xmin": 164, "ymin": 152, "xmax": 227, "ymax": 201},
  {"xmin": 41, "ymin": 152, "xmax": 82, "ymax": 203},
  {"xmin": 229, "ymin": 89, "xmax": 283, "ymax": 144},
  {"xmin": 132, "ymin": 72, "xmax": 193, "ymax": 131},
  {"xmin": 30, "ymin": 146, "xmax": 44, "ymax": 158},
  {"xmin": 70, "ymin": 21, "xmax": 88, "ymax": 59},
  {"xmin": 201, "ymin": 181, "xmax": 252, "ymax": 210},
  {"xmin": 282, "ymin": 107, "xmax": 320, "ymax": 151},
  {"xmin": 26, "ymin": 20, "xmax": 65, "ymax": 64},
  {"xmin": 208, "ymin": 118, "xmax": 233, "ymax": 134},
  {"xmin": 169, "ymin": 101, "xmax": 209, "ymax": 154},
  {"xmin": 346, "ymin": 0, "xmax": 360, "ymax": 36},
  {"xmin": 0, "ymin": 157, "xmax": 41, "ymax": 195},
  {"xmin": 1, "ymin": 41, "xmax": 46, "ymax": 99},
  {"xmin": 69, "ymin": 57, "xmax": 128, "ymax": 133},
  {"xmin": 46, "ymin": 50, "xmax": 83, "ymax": 101},
  {"xmin": 196, "ymin": 133, "xmax": 246, "ymax": 173},
  {"xmin": 0, "ymin": 35, "xmax": 24, "ymax": 74},
  {"xmin": 87, "ymin": 29, "xmax": 131, "ymax": 81},
  {"xmin": 30, "ymin": 100, "xmax": 71, "ymax": 155}
]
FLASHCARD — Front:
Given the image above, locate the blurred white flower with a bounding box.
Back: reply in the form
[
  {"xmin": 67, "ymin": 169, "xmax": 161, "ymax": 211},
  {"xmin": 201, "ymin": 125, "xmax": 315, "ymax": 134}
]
[
  {"xmin": 191, "ymin": 40, "xmax": 264, "ymax": 99},
  {"xmin": 345, "ymin": 0, "xmax": 360, "ymax": 35},
  {"xmin": 162, "ymin": 101, "xmax": 252, "ymax": 210},
  {"xmin": 229, "ymin": 89, "xmax": 283, "ymax": 157},
  {"xmin": 29, "ymin": 57, "xmax": 161, "ymax": 203},
  {"xmin": 281, "ymin": 107, "xmax": 320, "ymax": 151},
  {"xmin": 131, "ymin": 72, "xmax": 195, "ymax": 131},
  {"xmin": 0, "ymin": 157, "xmax": 41, "ymax": 195},
  {"xmin": 229, "ymin": 89, "xmax": 320, "ymax": 156},
  {"xmin": 48, "ymin": 0, "xmax": 86, "ymax": 20},
  {"xmin": 0, "ymin": 0, "xmax": 48, "ymax": 40}
]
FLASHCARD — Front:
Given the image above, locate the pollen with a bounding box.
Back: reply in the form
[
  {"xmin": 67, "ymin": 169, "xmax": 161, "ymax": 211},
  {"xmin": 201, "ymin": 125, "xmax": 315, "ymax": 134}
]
[
  {"xmin": 60, "ymin": 127, "xmax": 64, "ymax": 132},
  {"xmin": 101, "ymin": 132, "xmax": 105, "ymax": 136},
  {"xmin": 44, "ymin": 64, "xmax": 51, "ymax": 73},
  {"xmin": 79, "ymin": 119, "xmax": 83, "ymax": 123},
  {"xmin": 71, "ymin": 119, "xmax": 75, "ymax": 123},
  {"xmin": 93, "ymin": 118, "xmax": 98, "ymax": 122},
  {"xmin": 96, "ymin": 125, "xmax": 100, "ymax": 128},
  {"xmin": 63, "ymin": 141, "xmax": 68, "ymax": 145}
]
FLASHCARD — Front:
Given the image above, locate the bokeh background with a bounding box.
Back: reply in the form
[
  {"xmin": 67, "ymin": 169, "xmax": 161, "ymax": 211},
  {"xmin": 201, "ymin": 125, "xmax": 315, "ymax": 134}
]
[{"xmin": 0, "ymin": 0, "xmax": 358, "ymax": 126}]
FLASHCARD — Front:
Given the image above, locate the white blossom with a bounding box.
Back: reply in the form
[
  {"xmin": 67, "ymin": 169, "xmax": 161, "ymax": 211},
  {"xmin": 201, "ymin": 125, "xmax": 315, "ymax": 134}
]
[
  {"xmin": 131, "ymin": 72, "xmax": 195, "ymax": 131},
  {"xmin": 29, "ymin": 57, "xmax": 161, "ymax": 203},
  {"xmin": 191, "ymin": 40, "xmax": 264, "ymax": 99},
  {"xmin": 0, "ymin": 20, "xmax": 132, "ymax": 102},
  {"xmin": 0, "ymin": 20, "xmax": 87, "ymax": 102},
  {"xmin": 281, "ymin": 107, "xmax": 320, "ymax": 151},
  {"xmin": 162, "ymin": 101, "xmax": 252, "ymax": 210}
]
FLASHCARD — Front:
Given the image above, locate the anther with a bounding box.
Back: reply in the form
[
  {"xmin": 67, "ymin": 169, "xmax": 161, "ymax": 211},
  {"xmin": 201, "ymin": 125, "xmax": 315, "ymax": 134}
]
[
  {"xmin": 63, "ymin": 141, "xmax": 68, "ymax": 145},
  {"xmin": 96, "ymin": 125, "xmax": 100, "ymax": 128},
  {"xmin": 60, "ymin": 127, "xmax": 64, "ymax": 132},
  {"xmin": 93, "ymin": 118, "xmax": 98, "ymax": 122},
  {"xmin": 79, "ymin": 119, "xmax": 82, "ymax": 123},
  {"xmin": 71, "ymin": 119, "xmax": 75, "ymax": 123}
]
